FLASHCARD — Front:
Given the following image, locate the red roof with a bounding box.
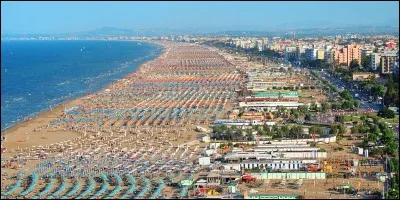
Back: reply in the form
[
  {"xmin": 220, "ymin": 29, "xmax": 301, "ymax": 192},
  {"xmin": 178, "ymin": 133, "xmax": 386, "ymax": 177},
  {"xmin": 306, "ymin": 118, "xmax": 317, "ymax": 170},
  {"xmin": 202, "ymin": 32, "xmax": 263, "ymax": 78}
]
[
  {"xmin": 242, "ymin": 175, "xmax": 255, "ymax": 180},
  {"xmin": 386, "ymin": 42, "xmax": 396, "ymax": 48}
]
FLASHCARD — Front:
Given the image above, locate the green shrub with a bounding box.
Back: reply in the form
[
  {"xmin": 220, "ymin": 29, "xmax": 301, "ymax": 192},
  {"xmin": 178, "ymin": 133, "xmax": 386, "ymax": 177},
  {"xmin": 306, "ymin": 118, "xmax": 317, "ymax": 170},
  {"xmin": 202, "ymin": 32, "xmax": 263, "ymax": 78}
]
[{"xmin": 335, "ymin": 147, "xmax": 344, "ymax": 151}]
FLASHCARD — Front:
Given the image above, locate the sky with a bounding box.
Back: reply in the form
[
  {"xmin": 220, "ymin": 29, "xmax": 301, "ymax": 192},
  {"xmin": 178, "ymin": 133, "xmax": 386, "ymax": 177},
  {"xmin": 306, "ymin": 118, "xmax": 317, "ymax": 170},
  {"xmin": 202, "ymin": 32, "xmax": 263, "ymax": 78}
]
[{"xmin": 1, "ymin": 1, "xmax": 399, "ymax": 34}]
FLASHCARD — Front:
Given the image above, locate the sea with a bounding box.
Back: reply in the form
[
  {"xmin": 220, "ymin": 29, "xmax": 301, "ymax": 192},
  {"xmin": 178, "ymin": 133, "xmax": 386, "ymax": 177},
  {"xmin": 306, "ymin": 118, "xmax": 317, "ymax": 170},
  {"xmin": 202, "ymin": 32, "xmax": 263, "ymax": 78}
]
[{"xmin": 1, "ymin": 40, "xmax": 163, "ymax": 131}]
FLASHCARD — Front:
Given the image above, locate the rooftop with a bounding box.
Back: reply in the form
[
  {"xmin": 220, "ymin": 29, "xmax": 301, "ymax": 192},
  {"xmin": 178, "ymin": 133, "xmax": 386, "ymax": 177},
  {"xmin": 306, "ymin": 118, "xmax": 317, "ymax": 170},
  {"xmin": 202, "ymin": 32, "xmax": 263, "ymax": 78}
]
[{"xmin": 252, "ymin": 91, "xmax": 300, "ymax": 98}]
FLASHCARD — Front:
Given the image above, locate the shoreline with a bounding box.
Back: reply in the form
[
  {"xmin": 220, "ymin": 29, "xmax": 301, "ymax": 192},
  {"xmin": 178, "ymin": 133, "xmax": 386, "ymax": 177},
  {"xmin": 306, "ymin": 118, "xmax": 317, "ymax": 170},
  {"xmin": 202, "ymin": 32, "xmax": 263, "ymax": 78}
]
[{"xmin": 1, "ymin": 40, "xmax": 166, "ymax": 136}]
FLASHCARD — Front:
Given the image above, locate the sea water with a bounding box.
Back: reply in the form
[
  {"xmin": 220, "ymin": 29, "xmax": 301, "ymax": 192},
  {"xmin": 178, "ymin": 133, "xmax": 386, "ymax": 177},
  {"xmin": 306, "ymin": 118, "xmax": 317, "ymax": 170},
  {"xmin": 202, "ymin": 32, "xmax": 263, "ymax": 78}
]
[{"xmin": 1, "ymin": 40, "xmax": 163, "ymax": 131}]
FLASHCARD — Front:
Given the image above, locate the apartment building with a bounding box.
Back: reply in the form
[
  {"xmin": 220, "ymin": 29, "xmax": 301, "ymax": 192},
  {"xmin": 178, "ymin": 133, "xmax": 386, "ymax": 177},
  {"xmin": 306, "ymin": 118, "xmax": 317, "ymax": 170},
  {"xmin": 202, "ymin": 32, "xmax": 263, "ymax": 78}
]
[
  {"xmin": 296, "ymin": 46, "xmax": 302, "ymax": 59},
  {"xmin": 362, "ymin": 49, "xmax": 373, "ymax": 57},
  {"xmin": 269, "ymin": 43, "xmax": 281, "ymax": 51},
  {"xmin": 371, "ymin": 53, "xmax": 381, "ymax": 70},
  {"xmin": 305, "ymin": 48, "xmax": 317, "ymax": 60},
  {"xmin": 346, "ymin": 44, "xmax": 362, "ymax": 66},
  {"xmin": 256, "ymin": 40, "xmax": 264, "ymax": 51},
  {"xmin": 333, "ymin": 44, "xmax": 362, "ymax": 66},
  {"xmin": 285, "ymin": 51, "xmax": 297, "ymax": 61},
  {"xmin": 381, "ymin": 51, "xmax": 397, "ymax": 74},
  {"xmin": 324, "ymin": 50, "xmax": 334, "ymax": 64},
  {"xmin": 317, "ymin": 50, "xmax": 325, "ymax": 60}
]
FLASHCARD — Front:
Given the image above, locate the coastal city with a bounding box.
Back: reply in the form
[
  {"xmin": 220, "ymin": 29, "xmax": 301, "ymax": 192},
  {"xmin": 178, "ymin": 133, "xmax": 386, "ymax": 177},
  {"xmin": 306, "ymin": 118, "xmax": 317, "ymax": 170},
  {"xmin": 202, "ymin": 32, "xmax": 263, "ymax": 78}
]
[
  {"xmin": 1, "ymin": 33, "xmax": 399, "ymax": 199},
  {"xmin": 1, "ymin": 1, "xmax": 399, "ymax": 200}
]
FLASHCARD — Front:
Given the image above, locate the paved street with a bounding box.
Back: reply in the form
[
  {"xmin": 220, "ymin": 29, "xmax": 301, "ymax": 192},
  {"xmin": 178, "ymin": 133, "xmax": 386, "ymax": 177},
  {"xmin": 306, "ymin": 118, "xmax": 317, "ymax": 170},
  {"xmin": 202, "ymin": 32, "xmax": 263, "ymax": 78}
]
[{"xmin": 318, "ymin": 71, "xmax": 382, "ymax": 111}]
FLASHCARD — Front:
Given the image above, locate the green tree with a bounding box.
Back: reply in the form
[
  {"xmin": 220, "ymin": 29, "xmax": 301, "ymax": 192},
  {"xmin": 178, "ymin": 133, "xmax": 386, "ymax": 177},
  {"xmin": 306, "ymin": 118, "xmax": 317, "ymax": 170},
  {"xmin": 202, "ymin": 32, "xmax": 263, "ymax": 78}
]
[
  {"xmin": 353, "ymin": 100, "xmax": 361, "ymax": 108},
  {"xmin": 361, "ymin": 55, "xmax": 371, "ymax": 69},
  {"xmin": 380, "ymin": 129, "xmax": 394, "ymax": 146},
  {"xmin": 258, "ymin": 128, "xmax": 267, "ymax": 136},
  {"xmin": 341, "ymin": 100, "xmax": 354, "ymax": 110},
  {"xmin": 387, "ymin": 189, "xmax": 399, "ymax": 199},
  {"xmin": 321, "ymin": 102, "xmax": 330, "ymax": 113},
  {"xmin": 385, "ymin": 140, "xmax": 398, "ymax": 156},
  {"xmin": 340, "ymin": 90, "xmax": 353, "ymax": 101},
  {"xmin": 281, "ymin": 126, "xmax": 290, "ymax": 137},
  {"xmin": 290, "ymin": 109, "xmax": 300, "ymax": 119},
  {"xmin": 331, "ymin": 103, "xmax": 342, "ymax": 110},
  {"xmin": 384, "ymin": 74, "xmax": 399, "ymax": 107},
  {"xmin": 369, "ymin": 124, "xmax": 378, "ymax": 134},
  {"xmin": 378, "ymin": 108, "xmax": 395, "ymax": 119},
  {"xmin": 289, "ymin": 125, "xmax": 305, "ymax": 138},
  {"xmin": 368, "ymin": 74, "xmax": 377, "ymax": 85},
  {"xmin": 335, "ymin": 115, "xmax": 345, "ymax": 123},
  {"xmin": 297, "ymin": 105, "xmax": 309, "ymax": 114},
  {"xmin": 310, "ymin": 102, "xmax": 319, "ymax": 111},
  {"xmin": 310, "ymin": 125, "xmax": 324, "ymax": 135},
  {"xmin": 330, "ymin": 124, "xmax": 338, "ymax": 135},
  {"xmin": 364, "ymin": 83, "xmax": 374, "ymax": 94},
  {"xmin": 351, "ymin": 126, "xmax": 360, "ymax": 134},
  {"xmin": 236, "ymin": 129, "xmax": 244, "ymax": 138},
  {"xmin": 337, "ymin": 124, "xmax": 346, "ymax": 135},
  {"xmin": 368, "ymin": 132, "xmax": 378, "ymax": 143},
  {"xmin": 371, "ymin": 84, "xmax": 385, "ymax": 99},
  {"xmin": 304, "ymin": 113, "xmax": 312, "ymax": 121},
  {"xmin": 349, "ymin": 59, "xmax": 362, "ymax": 72},
  {"xmin": 246, "ymin": 129, "xmax": 254, "ymax": 141},
  {"xmin": 371, "ymin": 116, "xmax": 380, "ymax": 124},
  {"xmin": 309, "ymin": 125, "xmax": 318, "ymax": 135}
]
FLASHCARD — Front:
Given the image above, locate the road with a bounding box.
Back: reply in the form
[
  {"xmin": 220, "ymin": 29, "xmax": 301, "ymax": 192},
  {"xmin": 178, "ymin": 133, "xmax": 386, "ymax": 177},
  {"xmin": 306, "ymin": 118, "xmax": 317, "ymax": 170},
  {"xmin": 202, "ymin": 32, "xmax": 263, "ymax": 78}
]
[
  {"xmin": 291, "ymin": 65, "xmax": 381, "ymax": 111},
  {"xmin": 318, "ymin": 71, "xmax": 382, "ymax": 112}
]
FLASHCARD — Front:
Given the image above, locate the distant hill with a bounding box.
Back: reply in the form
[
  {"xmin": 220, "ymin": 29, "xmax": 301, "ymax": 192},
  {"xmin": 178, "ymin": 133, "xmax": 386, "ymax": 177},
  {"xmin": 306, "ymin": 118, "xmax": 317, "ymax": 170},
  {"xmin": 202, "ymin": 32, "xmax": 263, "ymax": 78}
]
[
  {"xmin": 2, "ymin": 25, "xmax": 398, "ymax": 39},
  {"xmin": 207, "ymin": 25, "xmax": 399, "ymax": 37},
  {"xmin": 64, "ymin": 27, "xmax": 194, "ymax": 37},
  {"xmin": 75, "ymin": 26, "xmax": 136, "ymax": 37}
]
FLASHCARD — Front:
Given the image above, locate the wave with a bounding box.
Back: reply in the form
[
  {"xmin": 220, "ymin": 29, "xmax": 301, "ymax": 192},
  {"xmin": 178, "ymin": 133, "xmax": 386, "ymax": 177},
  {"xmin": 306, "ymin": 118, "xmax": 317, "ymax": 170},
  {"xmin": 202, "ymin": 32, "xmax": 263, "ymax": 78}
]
[
  {"xmin": 12, "ymin": 97, "xmax": 25, "ymax": 102},
  {"xmin": 57, "ymin": 81, "xmax": 70, "ymax": 86}
]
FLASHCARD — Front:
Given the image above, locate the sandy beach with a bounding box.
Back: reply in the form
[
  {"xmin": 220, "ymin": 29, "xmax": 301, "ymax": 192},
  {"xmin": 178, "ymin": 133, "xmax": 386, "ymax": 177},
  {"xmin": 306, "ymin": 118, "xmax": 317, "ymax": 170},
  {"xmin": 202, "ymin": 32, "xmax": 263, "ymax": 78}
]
[
  {"xmin": 1, "ymin": 40, "xmax": 166, "ymax": 150},
  {"xmin": 1, "ymin": 41, "xmax": 241, "ymax": 199}
]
